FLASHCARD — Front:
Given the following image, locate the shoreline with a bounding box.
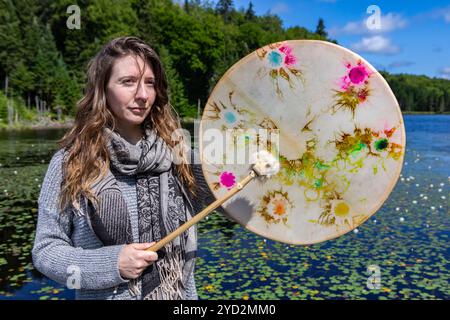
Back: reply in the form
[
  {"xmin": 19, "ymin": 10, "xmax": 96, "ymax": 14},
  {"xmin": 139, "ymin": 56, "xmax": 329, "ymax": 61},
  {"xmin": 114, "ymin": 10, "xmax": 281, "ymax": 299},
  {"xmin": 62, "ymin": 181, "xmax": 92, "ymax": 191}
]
[
  {"xmin": 0, "ymin": 113, "xmax": 448, "ymax": 131},
  {"xmin": 402, "ymin": 112, "xmax": 450, "ymax": 115},
  {"xmin": 0, "ymin": 118, "xmax": 75, "ymax": 131},
  {"xmin": 0, "ymin": 117, "xmax": 201, "ymax": 131}
]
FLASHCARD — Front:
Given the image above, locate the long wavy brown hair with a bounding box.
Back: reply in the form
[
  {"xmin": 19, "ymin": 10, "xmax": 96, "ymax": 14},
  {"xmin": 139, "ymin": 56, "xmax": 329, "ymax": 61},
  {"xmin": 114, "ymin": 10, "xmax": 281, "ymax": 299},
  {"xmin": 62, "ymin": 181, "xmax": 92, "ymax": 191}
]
[{"xmin": 58, "ymin": 36, "xmax": 195, "ymax": 212}]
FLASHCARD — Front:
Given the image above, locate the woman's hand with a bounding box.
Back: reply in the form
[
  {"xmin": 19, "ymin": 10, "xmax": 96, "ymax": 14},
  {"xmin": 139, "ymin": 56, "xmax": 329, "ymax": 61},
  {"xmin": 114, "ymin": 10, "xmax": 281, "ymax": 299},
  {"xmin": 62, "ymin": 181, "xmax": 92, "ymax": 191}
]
[{"xmin": 118, "ymin": 242, "xmax": 158, "ymax": 279}]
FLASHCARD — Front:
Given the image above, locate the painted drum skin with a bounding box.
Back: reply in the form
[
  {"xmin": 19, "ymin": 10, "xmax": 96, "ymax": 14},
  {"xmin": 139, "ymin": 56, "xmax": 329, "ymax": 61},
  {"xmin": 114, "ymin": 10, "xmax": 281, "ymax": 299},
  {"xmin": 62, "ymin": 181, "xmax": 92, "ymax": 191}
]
[{"xmin": 199, "ymin": 40, "xmax": 406, "ymax": 245}]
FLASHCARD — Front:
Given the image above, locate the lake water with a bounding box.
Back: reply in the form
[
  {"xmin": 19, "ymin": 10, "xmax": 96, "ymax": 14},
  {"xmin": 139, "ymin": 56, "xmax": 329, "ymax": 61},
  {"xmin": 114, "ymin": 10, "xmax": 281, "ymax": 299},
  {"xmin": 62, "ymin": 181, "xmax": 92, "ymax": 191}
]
[{"xmin": 0, "ymin": 115, "xmax": 448, "ymax": 300}]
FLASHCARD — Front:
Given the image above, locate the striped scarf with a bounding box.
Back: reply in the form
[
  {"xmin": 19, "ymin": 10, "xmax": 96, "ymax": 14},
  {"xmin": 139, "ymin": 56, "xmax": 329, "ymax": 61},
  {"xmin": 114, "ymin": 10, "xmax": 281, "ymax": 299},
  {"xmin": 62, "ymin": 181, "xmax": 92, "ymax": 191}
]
[{"xmin": 87, "ymin": 127, "xmax": 197, "ymax": 299}]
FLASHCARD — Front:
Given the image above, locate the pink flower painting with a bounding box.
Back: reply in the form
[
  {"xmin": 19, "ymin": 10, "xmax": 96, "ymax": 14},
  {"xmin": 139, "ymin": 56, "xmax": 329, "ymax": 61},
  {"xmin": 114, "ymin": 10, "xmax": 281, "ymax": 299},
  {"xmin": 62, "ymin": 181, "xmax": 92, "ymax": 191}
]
[
  {"xmin": 333, "ymin": 60, "xmax": 372, "ymax": 118},
  {"xmin": 219, "ymin": 171, "xmax": 236, "ymax": 189}
]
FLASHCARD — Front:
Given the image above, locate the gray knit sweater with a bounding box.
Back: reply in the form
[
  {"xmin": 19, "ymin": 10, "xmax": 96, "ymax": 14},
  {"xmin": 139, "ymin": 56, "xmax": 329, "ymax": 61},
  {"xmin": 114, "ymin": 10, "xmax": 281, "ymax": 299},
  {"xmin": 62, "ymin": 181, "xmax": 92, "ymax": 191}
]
[{"xmin": 32, "ymin": 148, "xmax": 219, "ymax": 300}]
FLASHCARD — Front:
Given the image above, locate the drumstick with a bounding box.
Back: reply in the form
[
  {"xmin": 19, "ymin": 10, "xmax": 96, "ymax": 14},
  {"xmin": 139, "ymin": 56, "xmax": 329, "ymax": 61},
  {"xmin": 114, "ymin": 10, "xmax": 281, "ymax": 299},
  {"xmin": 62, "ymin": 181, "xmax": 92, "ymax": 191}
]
[{"xmin": 146, "ymin": 150, "xmax": 280, "ymax": 252}]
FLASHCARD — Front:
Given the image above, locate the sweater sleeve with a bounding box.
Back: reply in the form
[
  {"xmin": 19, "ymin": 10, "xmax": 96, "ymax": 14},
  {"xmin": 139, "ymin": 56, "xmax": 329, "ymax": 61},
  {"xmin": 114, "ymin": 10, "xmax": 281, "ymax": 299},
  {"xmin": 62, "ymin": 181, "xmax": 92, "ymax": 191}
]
[
  {"xmin": 32, "ymin": 149, "xmax": 129, "ymax": 290},
  {"xmin": 184, "ymin": 270, "xmax": 198, "ymax": 300}
]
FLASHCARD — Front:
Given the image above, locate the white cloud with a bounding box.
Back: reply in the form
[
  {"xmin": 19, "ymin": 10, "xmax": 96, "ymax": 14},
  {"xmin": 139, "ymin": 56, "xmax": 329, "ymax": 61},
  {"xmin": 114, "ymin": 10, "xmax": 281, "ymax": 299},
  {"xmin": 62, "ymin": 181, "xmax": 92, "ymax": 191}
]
[
  {"xmin": 351, "ymin": 35, "xmax": 401, "ymax": 55},
  {"xmin": 439, "ymin": 7, "xmax": 450, "ymax": 22},
  {"xmin": 331, "ymin": 13, "xmax": 407, "ymax": 36},
  {"xmin": 388, "ymin": 61, "xmax": 414, "ymax": 69},
  {"xmin": 429, "ymin": 6, "xmax": 450, "ymax": 23},
  {"xmin": 411, "ymin": 5, "xmax": 450, "ymax": 24},
  {"xmin": 339, "ymin": 21, "xmax": 363, "ymax": 34},
  {"xmin": 440, "ymin": 67, "xmax": 450, "ymax": 79},
  {"xmin": 372, "ymin": 13, "xmax": 407, "ymax": 32},
  {"xmin": 270, "ymin": 2, "xmax": 289, "ymax": 15}
]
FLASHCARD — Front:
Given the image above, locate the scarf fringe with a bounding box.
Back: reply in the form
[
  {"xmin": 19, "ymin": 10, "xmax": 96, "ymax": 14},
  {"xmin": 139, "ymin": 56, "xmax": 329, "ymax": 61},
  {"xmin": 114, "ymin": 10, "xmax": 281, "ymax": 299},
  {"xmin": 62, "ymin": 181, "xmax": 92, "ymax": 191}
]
[
  {"xmin": 143, "ymin": 245, "xmax": 185, "ymax": 300},
  {"xmin": 128, "ymin": 278, "xmax": 141, "ymax": 297}
]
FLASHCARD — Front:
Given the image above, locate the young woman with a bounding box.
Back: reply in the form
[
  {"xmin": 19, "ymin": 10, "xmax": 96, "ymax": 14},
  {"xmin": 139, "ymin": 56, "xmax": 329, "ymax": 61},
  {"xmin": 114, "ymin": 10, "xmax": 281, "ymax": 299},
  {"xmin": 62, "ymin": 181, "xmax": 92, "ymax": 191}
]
[{"xmin": 32, "ymin": 36, "xmax": 219, "ymax": 300}]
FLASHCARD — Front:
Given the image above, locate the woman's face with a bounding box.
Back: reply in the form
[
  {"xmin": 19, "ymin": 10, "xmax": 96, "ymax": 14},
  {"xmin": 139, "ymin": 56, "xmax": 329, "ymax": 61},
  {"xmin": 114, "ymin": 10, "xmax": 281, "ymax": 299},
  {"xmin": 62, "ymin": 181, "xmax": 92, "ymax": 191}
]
[{"xmin": 106, "ymin": 55, "xmax": 156, "ymax": 132}]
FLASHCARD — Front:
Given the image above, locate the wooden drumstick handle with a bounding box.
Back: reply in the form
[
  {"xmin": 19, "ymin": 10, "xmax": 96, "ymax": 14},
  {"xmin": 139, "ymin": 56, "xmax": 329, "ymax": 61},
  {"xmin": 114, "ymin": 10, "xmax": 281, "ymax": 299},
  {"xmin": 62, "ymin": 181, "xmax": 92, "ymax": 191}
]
[{"xmin": 146, "ymin": 170, "xmax": 256, "ymax": 252}]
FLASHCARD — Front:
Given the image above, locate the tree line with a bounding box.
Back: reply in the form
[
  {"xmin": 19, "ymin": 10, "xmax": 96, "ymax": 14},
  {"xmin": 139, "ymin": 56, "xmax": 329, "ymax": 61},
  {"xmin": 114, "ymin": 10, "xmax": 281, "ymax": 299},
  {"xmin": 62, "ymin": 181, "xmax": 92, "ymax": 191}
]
[
  {"xmin": 380, "ymin": 72, "xmax": 450, "ymax": 113},
  {"xmin": 0, "ymin": 0, "xmax": 448, "ymax": 127}
]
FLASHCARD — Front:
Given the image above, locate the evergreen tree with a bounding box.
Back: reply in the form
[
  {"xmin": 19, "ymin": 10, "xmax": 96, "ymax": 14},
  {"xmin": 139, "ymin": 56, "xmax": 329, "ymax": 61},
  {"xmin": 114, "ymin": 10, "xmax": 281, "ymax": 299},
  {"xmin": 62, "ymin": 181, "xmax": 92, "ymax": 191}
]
[
  {"xmin": 184, "ymin": 0, "xmax": 190, "ymax": 12},
  {"xmin": 315, "ymin": 18, "xmax": 327, "ymax": 38},
  {"xmin": 215, "ymin": 0, "xmax": 234, "ymax": 22},
  {"xmin": 0, "ymin": 0, "xmax": 448, "ymax": 128},
  {"xmin": 245, "ymin": 1, "xmax": 256, "ymax": 21},
  {"xmin": 9, "ymin": 61, "xmax": 35, "ymax": 99},
  {"xmin": 0, "ymin": 0, "xmax": 23, "ymax": 80},
  {"xmin": 158, "ymin": 46, "xmax": 193, "ymax": 118}
]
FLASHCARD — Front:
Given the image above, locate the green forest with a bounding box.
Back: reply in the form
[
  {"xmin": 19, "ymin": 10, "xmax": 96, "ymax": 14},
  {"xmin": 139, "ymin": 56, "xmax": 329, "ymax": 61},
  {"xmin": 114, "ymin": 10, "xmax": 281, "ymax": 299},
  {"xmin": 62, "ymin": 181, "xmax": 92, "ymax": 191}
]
[{"xmin": 1, "ymin": 0, "xmax": 449, "ymax": 127}]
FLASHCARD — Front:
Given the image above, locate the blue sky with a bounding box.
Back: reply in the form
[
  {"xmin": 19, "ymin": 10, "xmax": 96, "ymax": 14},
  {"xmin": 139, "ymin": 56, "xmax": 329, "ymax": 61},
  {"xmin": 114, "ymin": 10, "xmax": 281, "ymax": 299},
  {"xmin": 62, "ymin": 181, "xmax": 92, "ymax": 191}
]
[{"xmin": 228, "ymin": 0, "xmax": 450, "ymax": 79}]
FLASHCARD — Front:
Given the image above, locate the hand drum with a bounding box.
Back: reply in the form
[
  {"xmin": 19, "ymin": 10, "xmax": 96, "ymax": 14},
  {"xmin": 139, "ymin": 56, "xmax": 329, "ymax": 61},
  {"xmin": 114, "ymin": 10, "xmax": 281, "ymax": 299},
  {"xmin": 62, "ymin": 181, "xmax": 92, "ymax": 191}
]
[{"xmin": 199, "ymin": 40, "xmax": 405, "ymax": 245}]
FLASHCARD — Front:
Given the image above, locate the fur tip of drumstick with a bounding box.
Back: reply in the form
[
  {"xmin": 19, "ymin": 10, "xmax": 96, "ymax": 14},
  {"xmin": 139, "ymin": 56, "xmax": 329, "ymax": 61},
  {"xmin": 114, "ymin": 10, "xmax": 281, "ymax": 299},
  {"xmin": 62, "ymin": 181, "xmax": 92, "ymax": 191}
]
[{"xmin": 250, "ymin": 150, "xmax": 280, "ymax": 177}]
